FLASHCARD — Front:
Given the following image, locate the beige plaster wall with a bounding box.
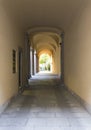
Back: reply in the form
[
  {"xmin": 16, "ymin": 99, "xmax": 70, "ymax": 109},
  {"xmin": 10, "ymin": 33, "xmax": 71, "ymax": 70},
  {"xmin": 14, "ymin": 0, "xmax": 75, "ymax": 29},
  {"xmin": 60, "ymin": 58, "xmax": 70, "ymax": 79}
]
[
  {"xmin": 0, "ymin": 4, "xmax": 25, "ymax": 105},
  {"xmin": 64, "ymin": 1, "xmax": 91, "ymax": 105},
  {"xmin": 54, "ymin": 46, "xmax": 61, "ymax": 75}
]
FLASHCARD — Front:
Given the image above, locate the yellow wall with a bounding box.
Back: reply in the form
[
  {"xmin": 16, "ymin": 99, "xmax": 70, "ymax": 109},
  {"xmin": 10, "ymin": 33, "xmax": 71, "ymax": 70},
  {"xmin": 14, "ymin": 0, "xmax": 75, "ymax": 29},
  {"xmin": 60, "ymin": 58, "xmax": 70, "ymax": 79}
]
[
  {"xmin": 54, "ymin": 46, "xmax": 61, "ymax": 75},
  {"xmin": 0, "ymin": 4, "xmax": 25, "ymax": 105},
  {"xmin": 64, "ymin": 1, "xmax": 91, "ymax": 105}
]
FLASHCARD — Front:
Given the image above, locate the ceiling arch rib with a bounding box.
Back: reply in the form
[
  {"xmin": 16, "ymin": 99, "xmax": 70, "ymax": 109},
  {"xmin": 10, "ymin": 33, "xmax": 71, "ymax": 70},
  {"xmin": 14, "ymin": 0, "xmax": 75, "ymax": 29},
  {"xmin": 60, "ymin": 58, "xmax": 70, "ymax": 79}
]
[
  {"xmin": 29, "ymin": 27, "xmax": 62, "ymax": 46},
  {"xmin": 36, "ymin": 42, "xmax": 56, "ymax": 51},
  {"xmin": 36, "ymin": 44, "xmax": 56, "ymax": 54},
  {"xmin": 29, "ymin": 27, "xmax": 62, "ymax": 57},
  {"xmin": 28, "ymin": 27, "xmax": 62, "ymax": 36},
  {"xmin": 32, "ymin": 34, "xmax": 59, "ymax": 49},
  {"xmin": 38, "ymin": 49, "xmax": 52, "ymax": 57}
]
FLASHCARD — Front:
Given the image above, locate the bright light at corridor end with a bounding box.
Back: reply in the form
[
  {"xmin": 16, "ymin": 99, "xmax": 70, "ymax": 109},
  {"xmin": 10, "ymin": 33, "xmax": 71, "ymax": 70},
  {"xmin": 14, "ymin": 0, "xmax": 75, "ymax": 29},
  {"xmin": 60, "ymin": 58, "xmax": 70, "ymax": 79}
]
[{"xmin": 39, "ymin": 53, "xmax": 52, "ymax": 72}]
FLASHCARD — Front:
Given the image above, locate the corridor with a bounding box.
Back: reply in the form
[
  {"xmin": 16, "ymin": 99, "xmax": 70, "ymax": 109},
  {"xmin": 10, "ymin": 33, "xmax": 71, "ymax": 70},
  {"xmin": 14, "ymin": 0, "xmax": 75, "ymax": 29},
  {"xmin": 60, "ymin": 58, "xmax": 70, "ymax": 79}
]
[{"xmin": 0, "ymin": 74, "xmax": 91, "ymax": 130}]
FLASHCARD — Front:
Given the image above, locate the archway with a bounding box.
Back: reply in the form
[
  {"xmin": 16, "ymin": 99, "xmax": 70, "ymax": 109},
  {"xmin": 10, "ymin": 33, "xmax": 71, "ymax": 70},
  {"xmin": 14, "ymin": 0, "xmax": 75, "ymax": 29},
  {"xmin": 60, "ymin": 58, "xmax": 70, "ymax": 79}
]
[
  {"xmin": 39, "ymin": 53, "xmax": 52, "ymax": 72},
  {"xmin": 29, "ymin": 28, "xmax": 62, "ymax": 76}
]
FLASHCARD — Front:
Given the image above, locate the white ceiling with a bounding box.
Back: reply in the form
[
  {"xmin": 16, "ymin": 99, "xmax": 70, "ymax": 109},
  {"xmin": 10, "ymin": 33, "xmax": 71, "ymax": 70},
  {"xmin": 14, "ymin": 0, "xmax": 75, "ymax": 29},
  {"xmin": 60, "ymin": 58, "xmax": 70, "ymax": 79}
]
[{"xmin": 2, "ymin": 0, "xmax": 85, "ymax": 32}]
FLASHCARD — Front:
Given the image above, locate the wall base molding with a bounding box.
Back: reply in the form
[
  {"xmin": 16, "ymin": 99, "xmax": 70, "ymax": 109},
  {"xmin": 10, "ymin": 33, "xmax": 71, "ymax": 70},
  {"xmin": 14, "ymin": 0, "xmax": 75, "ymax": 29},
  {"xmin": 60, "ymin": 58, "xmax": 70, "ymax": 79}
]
[
  {"xmin": 64, "ymin": 85, "xmax": 91, "ymax": 115},
  {"xmin": 0, "ymin": 94, "xmax": 18, "ymax": 115},
  {"xmin": 0, "ymin": 100, "xmax": 10, "ymax": 114}
]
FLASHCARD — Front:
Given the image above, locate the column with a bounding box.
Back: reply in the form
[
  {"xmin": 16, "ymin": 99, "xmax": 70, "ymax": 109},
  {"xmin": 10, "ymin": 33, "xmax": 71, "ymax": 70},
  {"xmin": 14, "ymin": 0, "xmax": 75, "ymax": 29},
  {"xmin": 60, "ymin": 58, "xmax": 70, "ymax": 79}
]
[
  {"xmin": 25, "ymin": 33, "xmax": 30, "ymax": 84},
  {"xmin": 30, "ymin": 47, "xmax": 32, "ymax": 77},
  {"xmin": 34, "ymin": 51, "xmax": 36, "ymax": 74},
  {"xmin": 59, "ymin": 43, "xmax": 61, "ymax": 77},
  {"xmin": 50, "ymin": 54, "xmax": 52, "ymax": 72},
  {"xmin": 32, "ymin": 49, "xmax": 34, "ymax": 75},
  {"xmin": 61, "ymin": 32, "xmax": 64, "ymax": 85},
  {"xmin": 35, "ymin": 53, "xmax": 39, "ymax": 73}
]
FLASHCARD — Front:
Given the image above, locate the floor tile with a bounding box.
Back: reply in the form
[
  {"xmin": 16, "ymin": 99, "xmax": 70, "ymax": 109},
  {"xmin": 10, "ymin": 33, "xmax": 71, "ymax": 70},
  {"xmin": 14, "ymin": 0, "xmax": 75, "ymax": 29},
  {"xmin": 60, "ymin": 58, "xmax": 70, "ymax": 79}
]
[{"xmin": 0, "ymin": 74, "xmax": 91, "ymax": 130}]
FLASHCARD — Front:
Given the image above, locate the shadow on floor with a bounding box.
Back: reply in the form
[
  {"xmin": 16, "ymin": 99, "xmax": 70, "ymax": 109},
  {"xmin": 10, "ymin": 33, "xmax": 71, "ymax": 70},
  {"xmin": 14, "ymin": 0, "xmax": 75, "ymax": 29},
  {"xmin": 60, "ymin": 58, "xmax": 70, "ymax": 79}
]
[{"xmin": 0, "ymin": 74, "xmax": 91, "ymax": 130}]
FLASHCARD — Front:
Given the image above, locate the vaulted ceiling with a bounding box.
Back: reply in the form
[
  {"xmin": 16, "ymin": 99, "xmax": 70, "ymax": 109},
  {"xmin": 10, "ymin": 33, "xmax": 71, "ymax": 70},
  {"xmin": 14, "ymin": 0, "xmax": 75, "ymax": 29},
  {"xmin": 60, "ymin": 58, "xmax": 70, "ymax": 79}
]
[{"xmin": 1, "ymin": 0, "xmax": 85, "ymax": 32}]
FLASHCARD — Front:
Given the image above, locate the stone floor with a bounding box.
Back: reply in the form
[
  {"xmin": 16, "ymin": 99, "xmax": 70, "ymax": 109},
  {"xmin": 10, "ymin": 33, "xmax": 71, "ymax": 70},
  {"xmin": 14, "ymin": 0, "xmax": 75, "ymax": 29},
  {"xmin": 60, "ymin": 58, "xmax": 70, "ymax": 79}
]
[{"xmin": 0, "ymin": 73, "xmax": 91, "ymax": 130}]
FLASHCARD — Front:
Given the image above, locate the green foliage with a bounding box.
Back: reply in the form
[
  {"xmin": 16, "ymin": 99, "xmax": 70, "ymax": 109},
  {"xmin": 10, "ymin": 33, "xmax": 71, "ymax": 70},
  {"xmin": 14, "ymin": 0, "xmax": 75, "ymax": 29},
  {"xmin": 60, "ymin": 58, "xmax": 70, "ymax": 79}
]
[
  {"xmin": 39, "ymin": 54, "xmax": 50, "ymax": 64},
  {"xmin": 39, "ymin": 54, "xmax": 51, "ymax": 71},
  {"xmin": 47, "ymin": 63, "xmax": 50, "ymax": 71}
]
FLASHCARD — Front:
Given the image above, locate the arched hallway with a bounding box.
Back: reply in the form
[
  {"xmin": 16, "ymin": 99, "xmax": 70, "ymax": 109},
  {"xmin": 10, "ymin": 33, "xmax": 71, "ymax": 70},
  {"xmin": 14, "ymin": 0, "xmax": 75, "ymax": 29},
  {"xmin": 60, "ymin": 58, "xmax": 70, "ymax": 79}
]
[
  {"xmin": 29, "ymin": 29, "xmax": 62, "ymax": 78},
  {"xmin": 0, "ymin": 74, "xmax": 91, "ymax": 130},
  {"xmin": 1, "ymin": 0, "xmax": 91, "ymax": 129}
]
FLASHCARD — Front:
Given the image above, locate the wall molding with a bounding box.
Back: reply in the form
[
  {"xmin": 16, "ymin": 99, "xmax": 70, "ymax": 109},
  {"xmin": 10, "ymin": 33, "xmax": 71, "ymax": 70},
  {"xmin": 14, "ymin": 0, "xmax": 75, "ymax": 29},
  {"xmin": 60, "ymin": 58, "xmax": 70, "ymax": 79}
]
[
  {"xmin": 0, "ymin": 94, "xmax": 18, "ymax": 114},
  {"xmin": 0, "ymin": 100, "xmax": 10, "ymax": 114},
  {"xmin": 64, "ymin": 85, "xmax": 91, "ymax": 115}
]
